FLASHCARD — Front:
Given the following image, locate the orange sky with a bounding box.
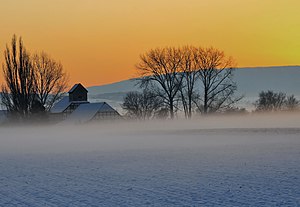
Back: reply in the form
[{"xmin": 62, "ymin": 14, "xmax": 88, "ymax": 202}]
[{"xmin": 1, "ymin": 0, "xmax": 300, "ymax": 86}]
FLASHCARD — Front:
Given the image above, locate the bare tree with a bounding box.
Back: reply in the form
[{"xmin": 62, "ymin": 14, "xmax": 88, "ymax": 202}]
[
  {"xmin": 255, "ymin": 91, "xmax": 299, "ymax": 111},
  {"xmin": 285, "ymin": 95, "xmax": 299, "ymax": 110},
  {"xmin": 178, "ymin": 46, "xmax": 199, "ymax": 119},
  {"xmin": 136, "ymin": 47, "xmax": 184, "ymax": 119},
  {"xmin": 122, "ymin": 90, "xmax": 164, "ymax": 120},
  {"xmin": 194, "ymin": 47, "xmax": 241, "ymax": 114},
  {"xmin": 122, "ymin": 91, "xmax": 140, "ymax": 118},
  {"xmin": 32, "ymin": 52, "xmax": 68, "ymax": 111},
  {"xmin": 255, "ymin": 90, "xmax": 286, "ymax": 111},
  {"xmin": 1, "ymin": 35, "xmax": 36, "ymax": 120}
]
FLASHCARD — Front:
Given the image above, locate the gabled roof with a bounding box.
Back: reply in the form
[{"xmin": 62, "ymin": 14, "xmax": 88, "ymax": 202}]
[
  {"xmin": 65, "ymin": 102, "xmax": 118, "ymax": 123},
  {"xmin": 68, "ymin": 83, "xmax": 88, "ymax": 93},
  {"xmin": 66, "ymin": 103, "xmax": 103, "ymax": 123},
  {"xmin": 50, "ymin": 96, "xmax": 70, "ymax": 113},
  {"xmin": 98, "ymin": 102, "xmax": 116, "ymax": 112}
]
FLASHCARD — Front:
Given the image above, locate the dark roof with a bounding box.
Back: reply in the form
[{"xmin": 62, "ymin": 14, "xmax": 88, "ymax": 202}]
[
  {"xmin": 68, "ymin": 83, "xmax": 88, "ymax": 93},
  {"xmin": 50, "ymin": 96, "xmax": 70, "ymax": 113},
  {"xmin": 50, "ymin": 96, "xmax": 90, "ymax": 114}
]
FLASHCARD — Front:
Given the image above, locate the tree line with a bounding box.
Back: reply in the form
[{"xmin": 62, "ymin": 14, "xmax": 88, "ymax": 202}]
[
  {"xmin": 1, "ymin": 35, "xmax": 68, "ymax": 122},
  {"xmin": 1, "ymin": 35, "xmax": 299, "ymax": 123},
  {"xmin": 122, "ymin": 46, "xmax": 243, "ymax": 119},
  {"xmin": 255, "ymin": 90, "xmax": 299, "ymax": 112},
  {"xmin": 122, "ymin": 46, "xmax": 299, "ymax": 119}
]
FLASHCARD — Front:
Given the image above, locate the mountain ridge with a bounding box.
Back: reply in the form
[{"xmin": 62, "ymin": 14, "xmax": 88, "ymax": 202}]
[
  {"xmin": 86, "ymin": 66, "xmax": 300, "ymax": 110},
  {"xmin": 88, "ymin": 66, "xmax": 300, "ymax": 95}
]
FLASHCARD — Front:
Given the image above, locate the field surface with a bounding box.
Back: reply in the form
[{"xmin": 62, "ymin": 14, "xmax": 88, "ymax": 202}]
[{"xmin": 0, "ymin": 116, "xmax": 299, "ymax": 206}]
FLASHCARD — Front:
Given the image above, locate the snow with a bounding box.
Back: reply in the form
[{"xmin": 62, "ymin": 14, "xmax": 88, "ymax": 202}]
[
  {"xmin": 0, "ymin": 114, "xmax": 299, "ymax": 206},
  {"xmin": 98, "ymin": 102, "xmax": 116, "ymax": 112},
  {"xmin": 65, "ymin": 102, "xmax": 103, "ymax": 123},
  {"xmin": 50, "ymin": 96, "xmax": 70, "ymax": 114},
  {"xmin": 65, "ymin": 102, "xmax": 116, "ymax": 123}
]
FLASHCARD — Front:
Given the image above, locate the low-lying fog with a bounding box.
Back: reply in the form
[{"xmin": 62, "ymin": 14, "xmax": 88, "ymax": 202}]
[
  {"xmin": 0, "ymin": 112, "xmax": 299, "ymax": 154},
  {"xmin": 0, "ymin": 113, "xmax": 299, "ymax": 206}
]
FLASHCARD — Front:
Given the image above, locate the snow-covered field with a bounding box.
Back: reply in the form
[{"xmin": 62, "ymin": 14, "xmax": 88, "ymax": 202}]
[{"xmin": 0, "ymin": 114, "xmax": 299, "ymax": 206}]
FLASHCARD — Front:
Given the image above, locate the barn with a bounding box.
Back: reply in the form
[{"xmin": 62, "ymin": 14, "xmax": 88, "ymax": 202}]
[{"xmin": 50, "ymin": 83, "xmax": 121, "ymax": 123}]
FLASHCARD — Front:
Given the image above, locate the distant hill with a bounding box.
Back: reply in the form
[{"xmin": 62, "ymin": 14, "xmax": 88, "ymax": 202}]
[
  {"xmin": 87, "ymin": 66, "xmax": 300, "ymax": 110},
  {"xmin": 234, "ymin": 66, "xmax": 300, "ymax": 96},
  {"xmin": 88, "ymin": 79, "xmax": 140, "ymax": 95}
]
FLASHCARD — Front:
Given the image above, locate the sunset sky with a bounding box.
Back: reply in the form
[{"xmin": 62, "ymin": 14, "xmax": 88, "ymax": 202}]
[{"xmin": 1, "ymin": 0, "xmax": 300, "ymax": 86}]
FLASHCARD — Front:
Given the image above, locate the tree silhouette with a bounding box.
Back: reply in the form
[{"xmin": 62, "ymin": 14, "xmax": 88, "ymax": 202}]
[
  {"xmin": 1, "ymin": 35, "xmax": 36, "ymax": 120},
  {"xmin": 136, "ymin": 46, "xmax": 241, "ymax": 118},
  {"xmin": 285, "ymin": 95, "xmax": 299, "ymax": 110},
  {"xmin": 136, "ymin": 47, "xmax": 184, "ymax": 119},
  {"xmin": 178, "ymin": 46, "xmax": 199, "ymax": 119},
  {"xmin": 1, "ymin": 35, "xmax": 69, "ymax": 121},
  {"xmin": 32, "ymin": 52, "xmax": 68, "ymax": 111},
  {"xmin": 122, "ymin": 90, "xmax": 165, "ymax": 120},
  {"xmin": 194, "ymin": 47, "xmax": 241, "ymax": 114},
  {"xmin": 255, "ymin": 90, "xmax": 299, "ymax": 111}
]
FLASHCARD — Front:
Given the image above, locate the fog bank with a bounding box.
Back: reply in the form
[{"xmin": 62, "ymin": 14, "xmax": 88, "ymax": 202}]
[{"xmin": 0, "ymin": 113, "xmax": 299, "ymax": 154}]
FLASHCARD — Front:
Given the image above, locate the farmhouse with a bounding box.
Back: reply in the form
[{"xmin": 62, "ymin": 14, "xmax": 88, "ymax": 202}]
[{"xmin": 50, "ymin": 83, "xmax": 121, "ymax": 123}]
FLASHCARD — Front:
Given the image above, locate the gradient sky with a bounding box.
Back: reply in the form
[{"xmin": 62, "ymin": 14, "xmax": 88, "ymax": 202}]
[{"xmin": 1, "ymin": 0, "xmax": 300, "ymax": 86}]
